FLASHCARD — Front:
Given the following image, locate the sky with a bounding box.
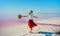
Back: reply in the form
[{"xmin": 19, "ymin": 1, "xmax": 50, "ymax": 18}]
[{"xmin": 0, "ymin": 0, "xmax": 60, "ymax": 20}]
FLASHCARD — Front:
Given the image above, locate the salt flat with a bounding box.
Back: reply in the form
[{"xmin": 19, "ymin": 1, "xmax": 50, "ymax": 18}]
[{"xmin": 0, "ymin": 18, "xmax": 60, "ymax": 36}]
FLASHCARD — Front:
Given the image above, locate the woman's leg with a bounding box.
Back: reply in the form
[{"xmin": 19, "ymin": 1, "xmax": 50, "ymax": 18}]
[{"xmin": 30, "ymin": 28, "xmax": 33, "ymax": 33}]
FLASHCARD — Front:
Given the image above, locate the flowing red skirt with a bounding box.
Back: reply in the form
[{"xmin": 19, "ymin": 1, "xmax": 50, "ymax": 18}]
[{"xmin": 28, "ymin": 20, "xmax": 37, "ymax": 29}]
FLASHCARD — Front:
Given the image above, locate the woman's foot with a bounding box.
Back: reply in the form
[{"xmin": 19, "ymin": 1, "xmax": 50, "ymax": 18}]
[{"xmin": 29, "ymin": 31, "xmax": 33, "ymax": 33}]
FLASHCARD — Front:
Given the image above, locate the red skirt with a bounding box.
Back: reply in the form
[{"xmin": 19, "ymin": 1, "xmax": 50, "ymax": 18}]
[{"xmin": 28, "ymin": 20, "xmax": 37, "ymax": 29}]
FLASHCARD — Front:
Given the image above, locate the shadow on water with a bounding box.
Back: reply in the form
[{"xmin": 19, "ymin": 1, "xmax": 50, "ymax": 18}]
[
  {"xmin": 32, "ymin": 31, "xmax": 60, "ymax": 36},
  {"xmin": 22, "ymin": 31, "xmax": 60, "ymax": 36},
  {"xmin": 55, "ymin": 31, "xmax": 60, "ymax": 34}
]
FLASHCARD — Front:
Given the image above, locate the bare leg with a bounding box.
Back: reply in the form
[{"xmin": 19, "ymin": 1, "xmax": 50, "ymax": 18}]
[{"xmin": 30, "ymin": 28, "xmax": 33, "ymax": 33}]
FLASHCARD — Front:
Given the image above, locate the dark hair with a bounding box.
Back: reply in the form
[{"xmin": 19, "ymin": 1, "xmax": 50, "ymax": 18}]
[
  {"xmin": 29, "ymin": 10, "xmax": 33, "ymax": 14},
  {"xmin": 30, "ymin": 10, "xmax": 33, "ymax": 13}
]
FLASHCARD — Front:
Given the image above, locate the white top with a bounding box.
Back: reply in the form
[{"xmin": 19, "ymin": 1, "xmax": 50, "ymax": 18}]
[{"xmin": 27, "ymin": 14, "xmax": 34, "ymax": 20}]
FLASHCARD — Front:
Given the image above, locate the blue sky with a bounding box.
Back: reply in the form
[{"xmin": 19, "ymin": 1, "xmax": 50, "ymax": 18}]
[{"xmin": 0, "ymin": 0, "xmax": 60, "ymax": 19}]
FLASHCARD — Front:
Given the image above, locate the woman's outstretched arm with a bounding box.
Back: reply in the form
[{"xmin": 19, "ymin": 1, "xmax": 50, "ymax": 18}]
[
  {"xmin": 22, "ymin": 14, "xmax": 28, "ymax": 17},
  {"xmin": 33, "ymin": 16, "xmax": 38, "ymax": 18},
  {"xmin": 22, "ymin": 16, "xmax": 27, "ymax": 17}
]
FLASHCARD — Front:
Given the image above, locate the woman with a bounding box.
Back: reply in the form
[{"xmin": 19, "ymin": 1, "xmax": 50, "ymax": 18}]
[{"xmin": 18, "ymin": 10, "xmax": 38, "ymax": 33}]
